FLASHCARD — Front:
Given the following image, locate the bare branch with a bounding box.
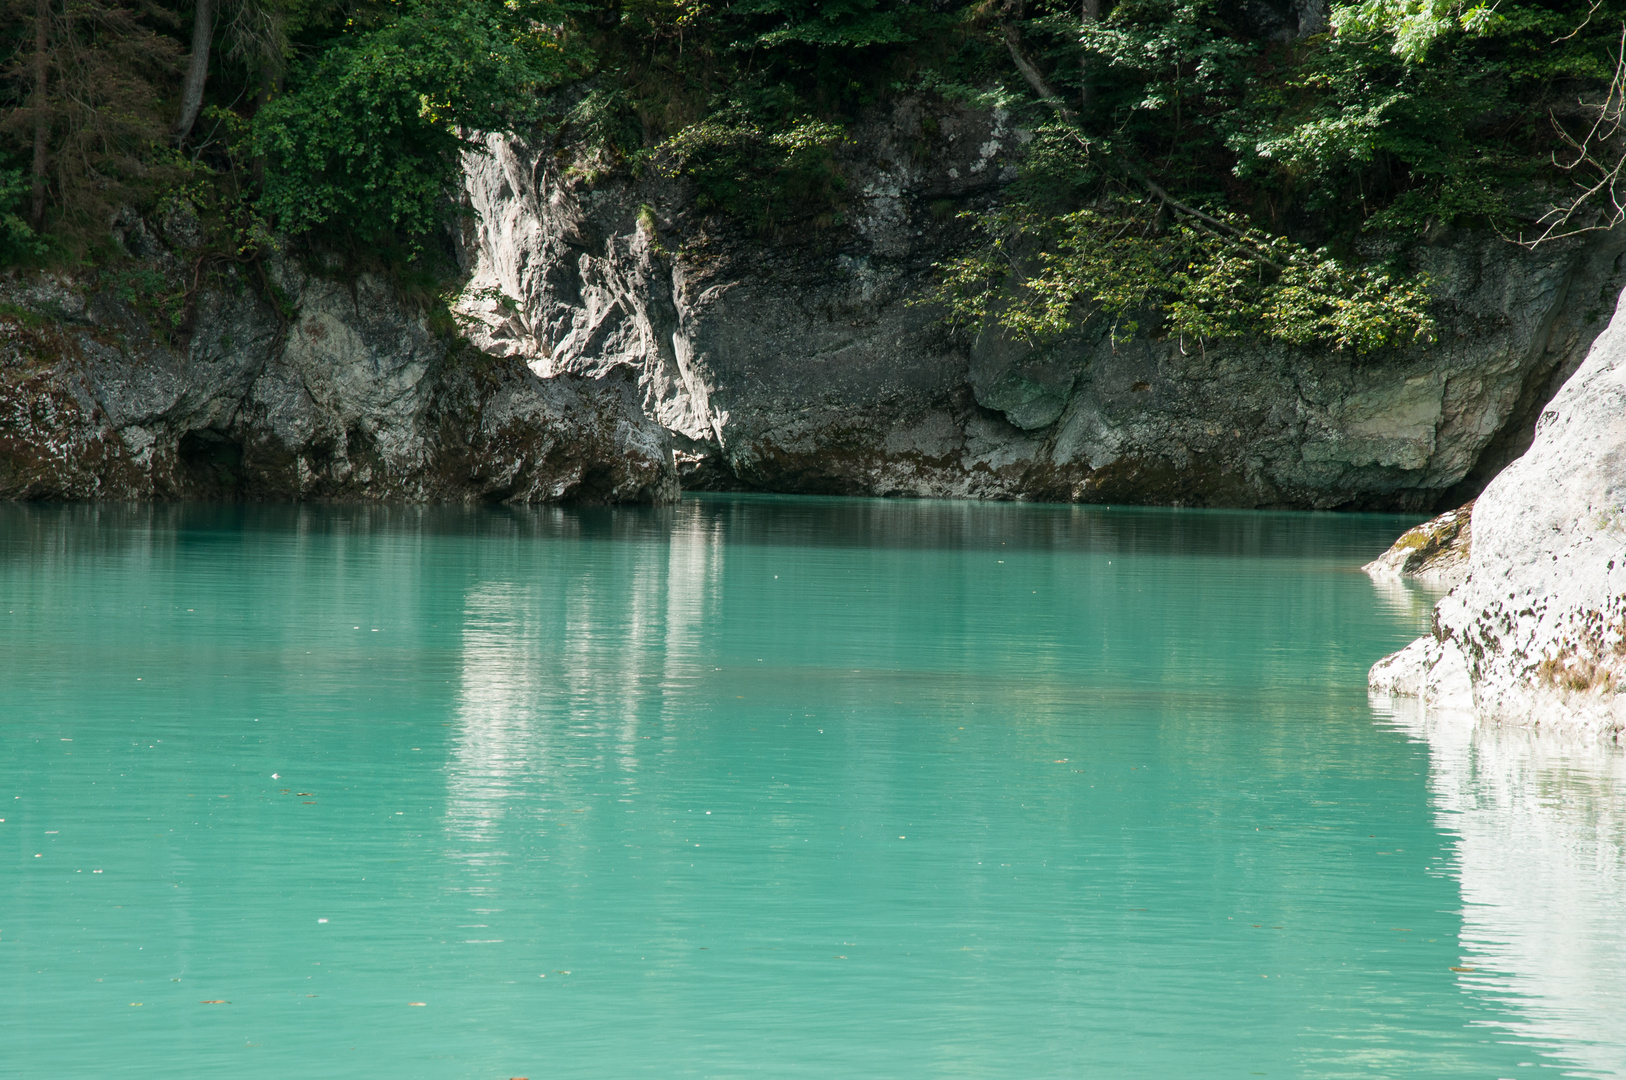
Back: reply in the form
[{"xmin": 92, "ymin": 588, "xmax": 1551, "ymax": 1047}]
[
  {"xmin": 1518, "ymin": 23, "xmax": 1626, "ymax": 248},
  {"xmin": 1001, "ymin": 24, "xmax": 1078, "ymax": 125}
]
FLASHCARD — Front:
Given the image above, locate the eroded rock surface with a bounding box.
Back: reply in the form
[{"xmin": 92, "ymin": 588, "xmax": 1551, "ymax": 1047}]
[
  {"xmin": 1363, "ymin": 500, "xmax": 1474, "ymax": 588},
  {"xmin": 1369, "ymin": 291, "xmax": 1626, "ymax": 739},
  {"xmin": 456, "ymin": 99, "xmax": 1626, "ymax": 509},
  {"xmin": 0, "ymin": 261, "xmax": 677, "ymax": 503}
]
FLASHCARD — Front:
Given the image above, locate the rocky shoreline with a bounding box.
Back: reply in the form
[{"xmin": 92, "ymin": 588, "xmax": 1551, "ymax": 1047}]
[
  {"xmin": 0, "ymin": 256, "xmax": 676, "ymax": 504},
  {"xmin": 1367, "ymin": 292, "xmax": 1626, "ymax": 741},
  {"xmin": 3, "ymin": 102, "xmax": 1625, "ymax": 519}
]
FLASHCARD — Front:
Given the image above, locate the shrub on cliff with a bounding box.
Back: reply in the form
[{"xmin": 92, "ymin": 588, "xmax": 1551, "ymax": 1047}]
[
  {"xmin": 1, "ymin": 0, "xmax": 1623, "ymax": 358},
  {"xmin": 923, "ymin": 0, "xmax": 1626, "ymax": 352},
  {"xmin": 251, "ymin": 0, "xmax": 580, "ymax": 242}
]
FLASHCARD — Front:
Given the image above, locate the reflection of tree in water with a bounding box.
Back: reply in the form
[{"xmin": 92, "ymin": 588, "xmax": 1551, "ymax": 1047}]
[
  {"xmin": 442, "ymin": 506, "xmax": 725, "ymax": 878},
  {"xmin": 1376, "ymin": 700, "xmax": 1626, "ymax": 1077}
]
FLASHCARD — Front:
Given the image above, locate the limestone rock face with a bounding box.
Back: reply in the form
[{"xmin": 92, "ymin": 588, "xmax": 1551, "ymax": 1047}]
[
  {"xmin": 0, "ymin": 262, "xmax": 677, "ymax": 504},
  {"xmin": 456, "ymin": 100, "xmax": 1626, "ymax": 509},
  {"xmin": 1362, "ymin": 500, "xmax": 1474, "ymax": 588},
  {"xmin": 1368, "ymin": 291, "xmax": 1626, "ymax": 740}
]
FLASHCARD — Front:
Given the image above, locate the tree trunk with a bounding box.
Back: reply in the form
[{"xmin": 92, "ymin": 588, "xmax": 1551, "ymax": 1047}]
[
  {"xmin": 1080, "ymin": 0, "xmax": 1099, "ymax": 111},
  {"xmin": 30, "ymin": 0, "xmax": 49, "ymax": 229},
  {"xmin": 173, "ymin": 0, "xmax": 214, "ymax": 145}
]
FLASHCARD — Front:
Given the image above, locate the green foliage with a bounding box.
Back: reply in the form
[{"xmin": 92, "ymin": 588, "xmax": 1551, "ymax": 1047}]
[
  {"xmin": 735, "ymin": 0, "xmax": 933, "ymax": 49},
  {"xmin": 1, "ymin": 0, "xmax": 1622, "ymax": 361},
  {"xmin": 106, "ymin": 267, "xmax": 189, "ymax": 332},
  {"xmin": 251, "ymin": 0, "xmax": 580, "ymax": 242},
  {"xmin": 915, "ymin": 0, "xmax": 1626, "ymax": 353},
  {"xmin": 1333, "ymin": 0, "xmax": 1502, "ymax": 60},
  {"xmin": 0, "ymin": 167, "xmax": 44, "ymax": 264},
  {"xmin": 935, "ymin": 199, "xmax": 1433, "ymax": 353},
  {"xmin": 655, "ymin": 110, "xmax": 847, "ymax": 229}
]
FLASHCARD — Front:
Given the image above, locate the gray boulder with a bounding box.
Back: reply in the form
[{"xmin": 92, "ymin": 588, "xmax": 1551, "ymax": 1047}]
[{"xmin": 1362, "ymin": 500, "xmax": 1474, "ymax": 589}]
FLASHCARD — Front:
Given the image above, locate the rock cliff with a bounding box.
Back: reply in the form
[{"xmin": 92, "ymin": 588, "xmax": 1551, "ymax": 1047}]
[
  {"xmin": 0, "ymin": 253, "xmax": 677, "ymax": 504},
  {"xmin": 5, "ymin": 98, "xmax": 1621, "ymax": 510},
  {"xmin": 455, "ymin": 101, "xmax": 1626, "ymax": 510},
  {"xmin": 1368, "ymin": 290, "xmax": 1626, "ymax": 740}
]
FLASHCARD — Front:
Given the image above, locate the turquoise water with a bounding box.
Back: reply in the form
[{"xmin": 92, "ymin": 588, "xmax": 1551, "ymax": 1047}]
[{"xmin": 3, "ymin": 498, "xmax": 1624, "ymax": 1079}]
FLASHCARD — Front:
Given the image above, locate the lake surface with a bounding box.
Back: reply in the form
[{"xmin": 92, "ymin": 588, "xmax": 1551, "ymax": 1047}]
[{"xmin": 2, "ymin": 497, "xmax": 1623, "ymax": 1079}]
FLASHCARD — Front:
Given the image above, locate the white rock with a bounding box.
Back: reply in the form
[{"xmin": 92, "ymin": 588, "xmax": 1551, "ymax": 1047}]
[{"xmin": 1370, "ymin": 289, "xmax": 1626, "ymax": 740}]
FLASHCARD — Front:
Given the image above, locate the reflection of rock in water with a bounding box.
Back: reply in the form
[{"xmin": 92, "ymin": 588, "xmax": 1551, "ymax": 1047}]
[
  {"xmin": 1376, "ymin": 698, "xmax": 1626, "ymax": 1077},
  {"xmin": 1365, "ymin": 573, "xmax": 1450, "ymax": 636},
  {"xmin": 661, "ymin": 504, "xmax": 724, "ymax": 696},
  {"xmin": 446, "ymin": 582, "xmax": 547, "ymax": 865},
  {"xmin": 443, "ymin": 505, "xmax": 727, "ymax": 866}
]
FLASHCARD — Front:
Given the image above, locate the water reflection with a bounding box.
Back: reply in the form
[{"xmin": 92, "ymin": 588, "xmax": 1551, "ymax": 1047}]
[
  {"xmin": 9, "ymin": 497, "xmax": 1625, "ymax": 1078},
  {"xmin": 446, "ymin": 581, "xmax": 547, "ymax": 864},
  {"xmin": 1364, "ymin": 574, "xmax": 1448, "ymax": 636},
  {"xmin": 444, "ymin": 502, "xmax": 726, "ymax": 857},
  {"xmin": 1377, "ymin": 700, "xmax": 1626, "ymax": 1078}
]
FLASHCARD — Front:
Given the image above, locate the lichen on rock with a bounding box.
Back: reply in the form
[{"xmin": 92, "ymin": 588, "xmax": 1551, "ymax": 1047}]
[{"xmin": 1362, "ymin": 500, "xmax": 1473, "ymax": 588}]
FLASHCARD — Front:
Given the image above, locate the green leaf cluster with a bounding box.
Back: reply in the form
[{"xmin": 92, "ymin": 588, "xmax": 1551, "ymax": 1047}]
[
  {"xmin": 936, "ymin": 198, "xmax": 1433, "ymax": 354},
  {"xmin": 921, "ymin": 0, "xmax": 1626, "ymax": 353},
  {"xmin": 0, "ymin": 167, "xmax": 45, "ymax": 262},
  {"xmin": 2, "ymin": 0, "xmax": 1623, "ymax": 363},
  {"xmin": 251, "ymin": 0, "xmax": 580, "ymax": 242},
  {"xmin": 654, "ymin": 110, "xmax": 847, "ymax": 229}
]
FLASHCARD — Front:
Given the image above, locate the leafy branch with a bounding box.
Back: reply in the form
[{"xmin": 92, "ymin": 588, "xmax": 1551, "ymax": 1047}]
[{"xmin": 929, "ymin": 13, "xmax": 1436, "ymax": 355}]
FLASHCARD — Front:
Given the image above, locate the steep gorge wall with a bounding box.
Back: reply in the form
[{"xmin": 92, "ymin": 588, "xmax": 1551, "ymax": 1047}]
[
  {"xmin": 456, "ymin": 99, "xmax": 1626, "ymax": 510},
  {"xmin": 3, "ymin": 97, "xmax": 1620, "ymax": 510},
  {"xmin": 0, "ymin": 247, "xmax": 677, "ymax": 504}
]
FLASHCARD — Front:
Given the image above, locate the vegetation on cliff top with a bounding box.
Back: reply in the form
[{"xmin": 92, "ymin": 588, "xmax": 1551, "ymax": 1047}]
[{"xmin": 2, "ymin": 0, "xmax": 1624, "ymax": 351}]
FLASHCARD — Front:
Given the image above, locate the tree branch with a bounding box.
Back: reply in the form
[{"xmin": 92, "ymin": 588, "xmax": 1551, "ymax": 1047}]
[{"xmin": 1000, "ymin": 20, "xmax": 1283, "ymax": 268}]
